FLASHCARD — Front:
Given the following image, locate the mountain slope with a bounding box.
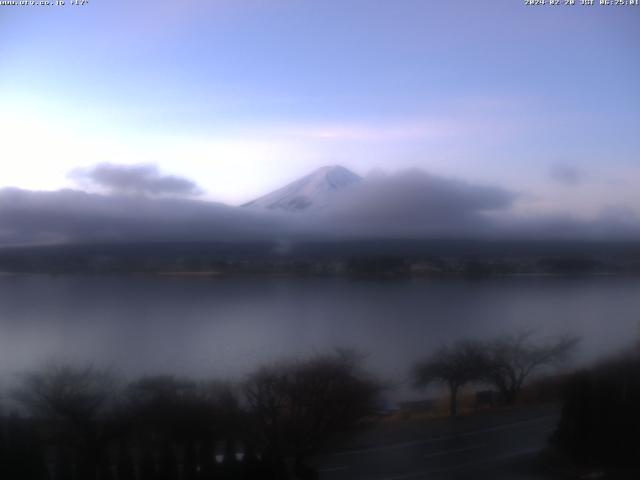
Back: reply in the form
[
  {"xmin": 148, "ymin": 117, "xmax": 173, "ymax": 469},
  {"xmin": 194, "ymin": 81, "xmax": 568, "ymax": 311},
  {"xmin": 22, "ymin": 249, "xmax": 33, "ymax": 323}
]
[{"xmin": 242, "ymin": 165, "xmax": 361, "ymax": 212}]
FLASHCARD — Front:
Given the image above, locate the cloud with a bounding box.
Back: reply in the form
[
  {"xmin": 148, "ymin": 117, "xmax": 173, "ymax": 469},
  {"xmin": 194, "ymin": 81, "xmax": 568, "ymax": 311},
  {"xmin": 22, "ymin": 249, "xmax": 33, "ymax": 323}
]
[
  {"xmin": 0, "ymin": 188, "xmax": 287, "ymax": 247},
  {"xmin": 0, "ymin": 168, "xmax": 638, "ymax": 248},
  {"xmin": 495, "ymin": 209, "xmax": 640, "ymax": 242},
  {"xmin": 549, "ymin": 164, "xmax": 585, "ymax": 186},
  {"xmin": 70, "ymin": 163, "xmax": 203, "ymax": 197},
  {"xmin": 0, "ymin": 170, "xmax": 518, "ymax": 246},
  {"xmin": 316, "ymin": 169, "xmax": 517, "ymax": 238},
  {"xmin": 308, "ymin": 169, "xmax": 640, "ymax": 241}
]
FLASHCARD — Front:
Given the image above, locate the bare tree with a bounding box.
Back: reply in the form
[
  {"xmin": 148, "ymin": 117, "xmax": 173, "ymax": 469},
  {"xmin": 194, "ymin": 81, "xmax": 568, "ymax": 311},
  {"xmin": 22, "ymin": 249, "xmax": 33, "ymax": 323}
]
[
  {"xmin": 123, "ymin": 375, "xmax": 238, "ymax": 478},
  {"xmin": 15, "ymin": 365, "xmax": 117, "ymax": 422},
  {"xmin": 413, "ymin": 340, "xmax": 486, "ymax": 416},
  {"xmin": 244, "ymin": 351, "xmax": 381, "ymax": 477},
  {"xmin": 483, "ymin": 331, "xmax": 579, "ymax": 405},
  {"xmin": 13, "ymin": 364, "xmax": 119, "ymax": 479}
]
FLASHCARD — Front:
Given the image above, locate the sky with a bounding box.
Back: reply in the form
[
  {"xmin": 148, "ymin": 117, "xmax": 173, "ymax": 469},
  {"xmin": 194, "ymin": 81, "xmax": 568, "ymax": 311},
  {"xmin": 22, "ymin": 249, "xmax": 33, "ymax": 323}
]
[{"xmin": 1, "ymin": 0, "xmax": 639, "ymax": 217}]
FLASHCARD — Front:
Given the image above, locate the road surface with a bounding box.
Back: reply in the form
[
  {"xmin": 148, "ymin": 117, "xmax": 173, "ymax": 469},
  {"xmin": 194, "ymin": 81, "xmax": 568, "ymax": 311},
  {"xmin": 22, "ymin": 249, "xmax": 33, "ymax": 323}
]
[{"xmin": 314, "ymin": 404, "xmax": 560, "ymax": 480}]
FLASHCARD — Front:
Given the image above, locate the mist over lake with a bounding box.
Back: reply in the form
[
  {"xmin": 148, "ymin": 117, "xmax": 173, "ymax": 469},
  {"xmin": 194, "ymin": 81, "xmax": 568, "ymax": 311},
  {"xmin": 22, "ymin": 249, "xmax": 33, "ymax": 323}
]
[{"xmin": 1, "ymin": 274, "xmax": 638, "ymax": 402}]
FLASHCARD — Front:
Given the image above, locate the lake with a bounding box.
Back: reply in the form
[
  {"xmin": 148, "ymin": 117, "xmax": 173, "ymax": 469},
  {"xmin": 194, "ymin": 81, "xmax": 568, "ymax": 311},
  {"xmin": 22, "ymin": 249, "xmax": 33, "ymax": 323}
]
[{"xmin": 1, "ymin": 274, "xmax": 639, "ymax": 402}]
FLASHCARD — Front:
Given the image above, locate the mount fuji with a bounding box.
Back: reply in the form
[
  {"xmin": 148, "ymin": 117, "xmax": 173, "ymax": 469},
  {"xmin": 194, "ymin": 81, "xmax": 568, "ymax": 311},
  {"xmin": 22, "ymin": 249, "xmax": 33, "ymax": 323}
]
[{"xmin": 242, "ymin": 165, "xmax": 361, "ymax": 212}]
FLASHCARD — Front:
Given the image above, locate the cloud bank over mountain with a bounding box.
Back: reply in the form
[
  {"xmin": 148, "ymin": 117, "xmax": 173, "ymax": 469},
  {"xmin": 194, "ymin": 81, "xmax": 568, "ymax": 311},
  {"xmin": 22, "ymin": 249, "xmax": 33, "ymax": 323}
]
[
  {"xmin": 318, "ymin": 169, "xmax": 516, "ymax": 238},
  {"xmin": 0, "ymin": 188, "xmax": 287, "ymax": 247},
  {"xmin": 0, "ymin": 164, "xmax": 638, "ymax": 247}
]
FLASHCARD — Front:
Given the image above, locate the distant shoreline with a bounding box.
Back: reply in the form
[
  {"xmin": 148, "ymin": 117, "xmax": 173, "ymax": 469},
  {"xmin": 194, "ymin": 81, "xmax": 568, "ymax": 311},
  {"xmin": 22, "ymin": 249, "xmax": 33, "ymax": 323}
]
[{"xmin": 0, "ymin": 269, "xmax": 638, "ymax": 280}]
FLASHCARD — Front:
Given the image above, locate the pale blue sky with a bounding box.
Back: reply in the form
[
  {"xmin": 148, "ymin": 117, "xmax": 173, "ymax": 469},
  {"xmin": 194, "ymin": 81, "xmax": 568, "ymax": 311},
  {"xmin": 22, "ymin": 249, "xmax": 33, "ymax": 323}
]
[{"xmin": 1, "ymin": 0, "xmax": 639, "ymax": 214}]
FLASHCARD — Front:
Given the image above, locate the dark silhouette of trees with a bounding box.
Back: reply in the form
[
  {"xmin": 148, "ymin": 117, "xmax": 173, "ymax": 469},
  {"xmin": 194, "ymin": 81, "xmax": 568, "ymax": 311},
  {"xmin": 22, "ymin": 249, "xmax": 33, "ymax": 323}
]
[
  {"xmin": 0, "ymin": 336, "xmax": 580, "ymax": 478},
  {"xmin": 244, "ymin": 350, "xmax": 381, "ymax": 477},
  {"xmin": 13, "ymin": 364, "xmax": 119, "ymax": 479},
  {"xmin": 123, "ymin": 375, "xmax": 240, "ymax": 480},
  {"xmin": 413, "ymin": 333, "xmax": 579, "ymax": 415},
  {"xmin": 0, "ymin": 412, "xmax": 47, "ymax": 480},
  {"xmin": 9, "ymin": 367, "xmax": 251, "ymax": 480},
  {"xmin": 413, "ymin": 340, "xmax": 486, "ymax": 416},
  {"xmin": 15, "ymin": 364, "xmax": 117, "ymax": 423},
  {"xmin": 3, "ymin": 352, "xmax": 380, "ymax": 479},
  {"xmin": 554, "ymin": 347, "xmax": 640, "ymax": 470},
  {"xmin": 243, "ymin": 365, "xmax": 290, "ymax": 478},
  {"xmin": 483, "ymin": 332, "xmax": 578, "ymax": 405}
]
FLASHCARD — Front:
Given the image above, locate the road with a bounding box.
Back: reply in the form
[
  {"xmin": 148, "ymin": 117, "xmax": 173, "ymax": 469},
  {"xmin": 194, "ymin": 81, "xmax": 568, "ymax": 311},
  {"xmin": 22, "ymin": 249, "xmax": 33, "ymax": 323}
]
[{"xmin": 314, "ymin": 404, "xmax": 560, "ymax": 480}]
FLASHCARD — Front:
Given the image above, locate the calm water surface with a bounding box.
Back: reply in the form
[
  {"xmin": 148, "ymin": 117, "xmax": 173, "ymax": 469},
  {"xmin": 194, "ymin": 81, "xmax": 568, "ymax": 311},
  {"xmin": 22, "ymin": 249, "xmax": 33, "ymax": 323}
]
[{"xmin": 1, "ymin": 274, "xmax": 639, "ymax": 400}]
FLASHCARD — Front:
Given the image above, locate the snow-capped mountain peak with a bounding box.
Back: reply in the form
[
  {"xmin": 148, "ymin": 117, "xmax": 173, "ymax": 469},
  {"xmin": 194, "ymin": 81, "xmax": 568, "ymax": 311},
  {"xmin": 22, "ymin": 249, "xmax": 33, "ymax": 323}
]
[{"xmin": 243, "ymin": 165, "xmax": 361, "ymax": 212}]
